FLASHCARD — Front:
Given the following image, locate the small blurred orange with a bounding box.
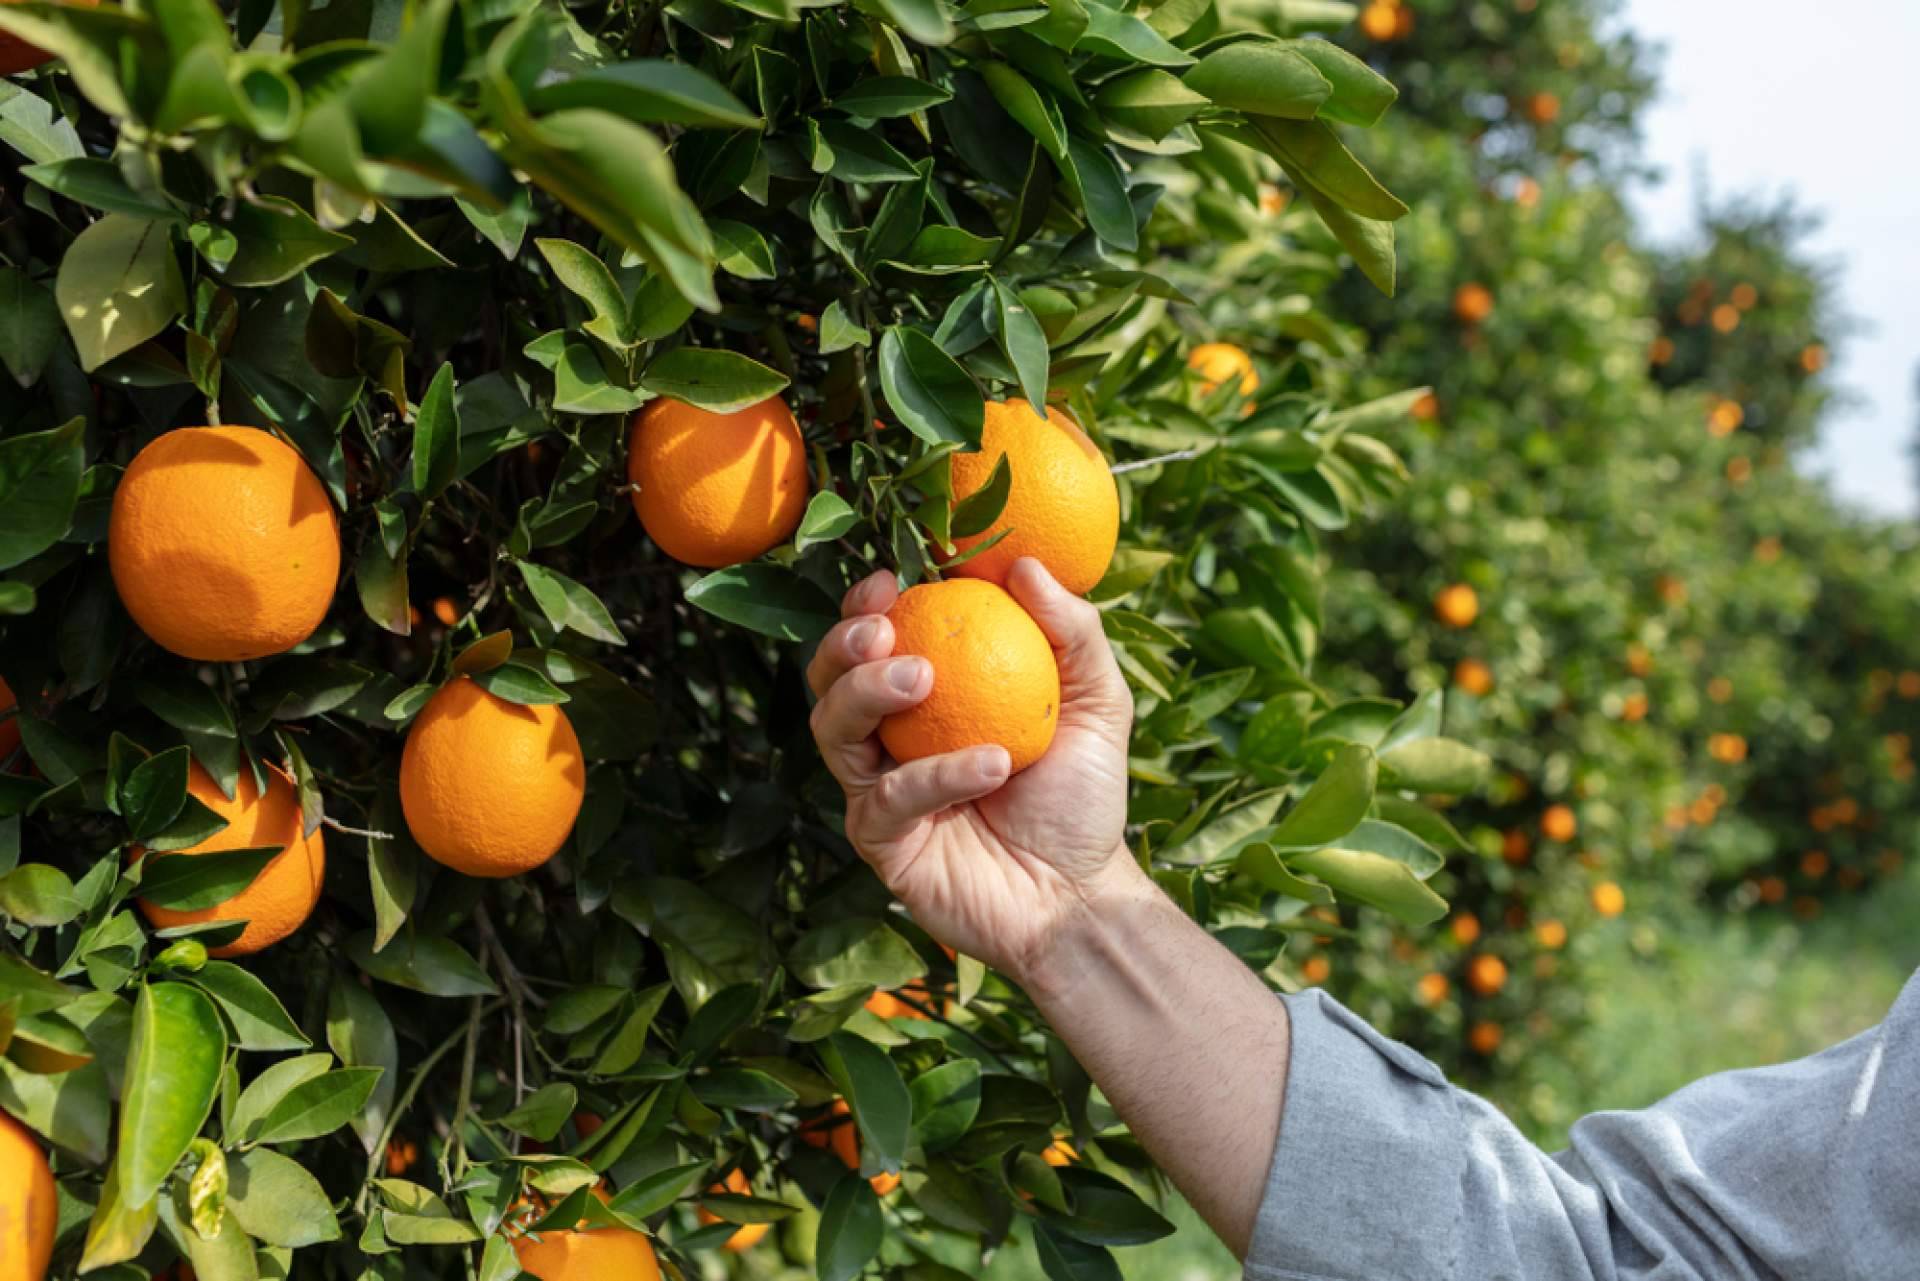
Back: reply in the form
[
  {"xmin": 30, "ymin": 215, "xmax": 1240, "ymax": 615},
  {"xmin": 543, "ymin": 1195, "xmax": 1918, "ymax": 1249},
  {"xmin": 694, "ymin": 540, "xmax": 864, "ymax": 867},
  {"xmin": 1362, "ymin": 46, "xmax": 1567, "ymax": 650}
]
[
  {"xmin": 1465, "ymin": 954, "xmax": 1508, "ymax": 996},
  {"xmin": 1626, "ymin": 643, "xmax": 1653, "ymax": 677},
  {"xmin": 1649, "ymin": 335, "xmax": 1675, "ymax": 365},
  {"xmin": 1710, "ymin": 303, "xmax": 1741, "ymax": 334},
  {"xmin": 1730, "ymin": 282, "xmax": 1758, "ymax": 310},
  {"xmin": 1621, "ymin": 692, "xmax": 1650, "ymax": 722},
  {"xmin": 1411, "ymin": 390, "xmax": 1441, "ymax": 421},
  {"xmin": 1453, "ymin": 658, "xmax": 1494, "ymax": 696},
  {"xmin": 1301, "ymin": 954, "xmax": 1332, "ymax": 985},
  {"xmin": 1799, "ymin": 343, "xmax": 1827, "ymax": 374},
  {"xmin": 1468, "ymin": 1021, "xmax": 1504, "ymax": 1055},
  {"xmin": 431, "ymin": 596, "xmax": 460, "ymax": 627},
  {"xmin": 1590, "ymin": 881, "xmax": 1626, "ymax": 917},
  {"xmin": 1534, "ymin": 920, "xmax": 1567, "ymax": 950},
  {"xmin": 1501, "ymin": 829, "xmax": 1532, "ymax": 865},
  {"xmin": 1450, "ymin": 913, "xmax": 1482, "ymax": 946},
  {"xmin": 1415, "ymin": 972, "xmax": 1450, "ymax": 1005},
  {"xmin": 1707, "ymin": 399, "xmax": 1744, "ymax": 436},
  {"xmin": 697, "ymin": 1169, "xmax": 771, "ymax": 1252},
  {"xmin": 1758, "ymin": 876, "xmax": 1787, "ymax": 904},
  {"xmin": 1800, "ymin": 850, "xmax": 1830, "ymax": 880},
  {"xmin": 1540, "ymin": 804, "xmax": 1577, "ymax": 843},
  {"xmin": 1706, "ymin": 678, "xmax": 1734, "ymax": 704}
]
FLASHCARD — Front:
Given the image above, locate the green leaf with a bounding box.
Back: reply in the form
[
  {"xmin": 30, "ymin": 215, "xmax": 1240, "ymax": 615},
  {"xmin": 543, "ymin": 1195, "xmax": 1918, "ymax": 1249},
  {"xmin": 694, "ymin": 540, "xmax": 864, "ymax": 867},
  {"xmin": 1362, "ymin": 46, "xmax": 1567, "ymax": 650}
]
[
  {"xmin": 536, "ymin": 238, "xmax": 636, "ymax": 347},
  {"xmin": 816, "ymin": 1173, "xmax": 884, "ymax": 1281},
  {"xmin": 1291, "ymin": 38, "xmax": 1398, "ymax": 127},
  {"xmin": 1287, "ymin": 847, "xmax": 1448, "ymax": 925},
  {"xmin": 871, "ymin": 0, "xmax": 954, "ymax": 46},
  {"xmin": 123, "ymin": 744, "xmax": 191, "ymax": 841},
  {"xmin": 684, "ymin": 564, "xmax": 838, "ymax": 642},
  {"xmin": 711, "ymin": 219, "xmax": 777, "ymax": 280},
  {"xmin": 1339, "ymin": 819, "xmax": 1442, "ymax": 878},
  {"xmin": 79, "ymin": 1155, "xmax": 159, "ymax": 1272},
  {"xmin": 1235, "ymin": 842, "xmax": 1336, "ymax": 904},
  {"xmin": 0, "ymin": 863, "xmax": 82, "ymax": 928},
  {"xmin": 1378, "ymin": 738, "xmax": 1491, "ymax": 794},
  {"xmin": 1251, "ymin": 117, "xmax": 1406, "ymax": 221},
  {"xmin": 1185, "ymin": 41, "xmax": 1331, "ymax": 119},
  {"xmin": 0, "ymin": 418, "xmax": 84, "ymax": 570},
  {"xmin": 819, "ymin": 301, "xmax": 870, "ymax": 354},
  {"xmin": 1271, "ymin": 743, "xmax": 1375, "ymax": 847},
  {"xmin": 0, "ymin": 1056, "xmax": 110, "ymax": 1162},
  {"xmin": 471, "ymin": 662, "xmax": 571, "ymax": 706},
  {"xmin": 1093, "ymin": 68, "xmax": 1208, "ymax": 141},
  {"xmin": 878, "ymin": 326, "xmax": 985, "ymax": 447},
  {"xmin": 1295, "ymin": 172, "xmax": 1397, "ymax": 295},
  {"xmin": 226, "ymin": 1147, "xmax": 341, "ymax": 1248},
  {"xmin": 253, "ymin": 1066, "xmax": 383, "ymax": 1143},
  {"xmin": 219, "ymin": 196, "xmax": 355, "ymax": 287},
  {"xmin": 518, "ymin": 561, "xmax": 625, "ymax": 646},
  {"xmin": 188, "ymin": 961, "xmax": 309, "ymax": 1053},
  {"xmin": 412, "ymin": 362, "xmax": 460, "ymax": 500},
  {"xmin": 819, "ymin": 1032, "xmax": 911, "ymax": 1172},
  {"xmin": 326, "ymin": 979, "xmax": 398, "ymax": 1156},
  {"xmin": 990, "ymin": 277, "xmax": 1048, "ymax": 409},
  {"xmin": 1079, "ymin": 0, "xmax": 1194, "ymax": 65},
  {"xmin": 795, "ymin": 491, "xmax": 859, "ymax": 553},
  {"xmin": 137, "ymin": 847, "xmax": 279, "ymax": 912},
  {"xmin": 22, "ymin": 156, "xmax": 179, "ymax": 220},
  {"xmin": 1035, "ymin": 1221, "xmax": 1122, "ymax": 1281},
  {"xmin": 119, "ymin": 983, "xmax": 225, "ymax": 1205},
  {"xmin": 836, "ymin": 76, "xmax": 953, "ymax": 117},
  {"xmin": 230, "ymin": 1053, "xmax": 331, "ymax": 1143},
  {"xmin": 639, "ymin": 347, "xmax": 790, "ymax": 413},
  {"xmin": 0, "ymin": 268, "xmax": 61, "ymax": 385},
  {"xmin": 54, "ymin": 214, "xmax": 185, "ymax": 372},
  {"xmin": 494, "ymin": 1082, "xmax": 578, "ymax": 1141},
  {"xmin": 528, "ymin": 60, "xmax": 762, "ymax": 130},
  {"xmin": 909, "ymin": 1059, "xmax": 981, "ymax": 1152},
  {"xmin": 949, "ymin": 453, "xmax": 1012, "ymax": 540},
  {"xmin": 1063, "ymin": 136, "xmax": 1137, "ymax": 252},
  {"xmin": 346, "ymin": 932, "xmax": 498, "ymax": 997},
  {"xmin": 790, "ymin": 919, "xmax": 928, "ymax": 990}
]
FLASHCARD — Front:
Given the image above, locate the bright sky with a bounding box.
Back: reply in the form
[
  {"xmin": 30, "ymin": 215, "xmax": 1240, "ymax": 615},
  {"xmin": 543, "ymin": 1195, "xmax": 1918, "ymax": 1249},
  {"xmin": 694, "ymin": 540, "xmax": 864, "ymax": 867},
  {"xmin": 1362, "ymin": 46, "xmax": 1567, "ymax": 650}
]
[{"xmin": 1618, "ymin": 0, "xmax": 1919, "ymax": 518}]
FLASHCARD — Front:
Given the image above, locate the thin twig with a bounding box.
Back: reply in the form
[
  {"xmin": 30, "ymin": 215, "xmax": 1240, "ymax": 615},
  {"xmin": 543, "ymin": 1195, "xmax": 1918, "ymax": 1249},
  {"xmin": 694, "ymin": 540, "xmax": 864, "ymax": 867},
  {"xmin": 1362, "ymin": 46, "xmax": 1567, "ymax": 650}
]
[
  {"xmin": 321, "ymin": 816, "xmax": 394, "ymax": 840},
  {"xmin": 1111, "ymin": 449, "xmax": 1200, "ymax": 475},
  {"xmin": 354, "ymin": 1002, "xmax": 502, "ymax": 1217},
  {"xmin": 447, "ymin": 997, "xmax": 485, "ymax": 1181}
]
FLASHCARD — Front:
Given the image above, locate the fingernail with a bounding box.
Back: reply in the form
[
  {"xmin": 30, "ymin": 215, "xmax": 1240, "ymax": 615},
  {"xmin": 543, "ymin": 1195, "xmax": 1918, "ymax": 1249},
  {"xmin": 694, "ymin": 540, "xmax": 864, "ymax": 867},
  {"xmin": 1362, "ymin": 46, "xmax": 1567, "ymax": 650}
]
[
  {"xmin": 847, "ymin": 620, "xmax": 876, "ymax": 653},
  {"xmin": 888, "ymin": 658, "xmax": 925, "ymax": 692},
  {"xmin": 977, "ymin": 746, "xmax": 1011, "ymax": 783}
]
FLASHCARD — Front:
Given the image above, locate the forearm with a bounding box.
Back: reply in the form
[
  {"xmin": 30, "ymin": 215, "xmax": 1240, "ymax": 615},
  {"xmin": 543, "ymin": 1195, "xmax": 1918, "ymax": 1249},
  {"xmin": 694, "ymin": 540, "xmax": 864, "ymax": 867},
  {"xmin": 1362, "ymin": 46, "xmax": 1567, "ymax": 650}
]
[{"xmin": 1018, "ymin": 856, "xmax": 1291, "ymax": 1258}]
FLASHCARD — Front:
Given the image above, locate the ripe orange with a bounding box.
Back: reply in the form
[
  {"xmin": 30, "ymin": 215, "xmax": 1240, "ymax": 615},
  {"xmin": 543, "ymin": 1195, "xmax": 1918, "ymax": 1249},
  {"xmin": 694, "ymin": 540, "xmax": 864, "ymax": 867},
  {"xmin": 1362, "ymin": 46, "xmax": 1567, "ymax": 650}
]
[
  {"xmin": 431, "ymin": 596, "xmax": 460, "ymax": 627},
  {"xmin": 1540, "ymin": 804, "xmax": 1577, "ymax": 843},
  {"xmin": 626, "ymin": 396, "xmax": 809, "ymax": 567},
  {"xmin": 864, "ymin": 985, "xmax": 931, "ymax": 1021},
  {"xmin": 1707, "ymin": 399, "xmax": 1744, "ymax": 436},
  {"xmin": 1257, "ymin": 184, "xmax": 1289, "ymax": 216},
  {"xmin": 1500, "ymin": 828, "xmax": 1531, "ymax": 865},
  {"xmin": 1452, "ymin": 658, "xmax": 1493, "ymax": 696},
  {"xmin": 0, "ymin": 0, "xmax": 100, "ymax": 75},
  {"xmin": 1448, "ymin": 913, "xmax": 1481, "ymax": 946},
  {"xmin": 800, "ymin": 1100, "xmax": 900, "ymax": 1196},
  {"xmin": 1041, "ymin": 1136, "xmax": 1078, "ymax": 1168},
  {"xmin": 400, "ymin": 677, "xmax": 586, "ymax": 878},
  {"xmin": 1433, "ymin": 583, "xmax": 1478, "ymax": 628},
  {"xmin": 109, "ymin": 427, "xmax": 340, "ymax": 662},
  {"xmin": 0, "ymin": 1112, "xmax": 56, "ymax": 1281},
  {"xmin": 1512, "ymin": 177, "xmax": 1541, "ymax": 208},
  {"xmin": 1410, "ymin": 391, "xmax": 1440, "ymax": 421},
  {"xmin": 1464, "ymin": 954, "xmax": 1507, "ymax": 996},
  {"xmin": 696, "ymin": 1169, "xmax": 770, "ymax": 1252},
  {"xmin": 1467, "ymin": 1021, "xmax": 1503, "ymax": 1055},
  {"xmin": 1524, "ymin": 92, "xmax": 1560, "ymax": 124},
  {"xmin": 1534, "ymin": 920, "xmax": 1567, "ymax": 950},
  {"xmin": 1590, "ymin": 881, "xmax": 1625, "ymax": 917},
  {"xmin": 1358, "ymin": 1, "xmax": 1397, "ymax": 40},
  {"xmin": 878, "ymin": 579, "xmax": 1060, "ymax": 775},
  {"xmin": 512, "ymin": 1213, "xmax": 660, "ymax": 1280},
  {"xmin": 1301, "ymin": 954, "xmax": 1331, "ymax": 985},
  {"xmin": 136, "ymin": 762, "xmax": 325, "ymax": 957},
  {"xmin": 943, "ymin": 399, "xmax": 1119, "ymax": 596},
  {"xmin": 1711, "ymin": 303, "xmax": 1741, "ymax": 334},
  {"xmin": 0, "ymin": 674, "xmax": 18, "ymax": 760},
  {"xmin": 1187, "ymin": 342, "xmax": 1259, "ymax": 397},
  {"xmin": 385, "ymin": 1137, "xmax": 420, "ymax": 1176},
  {"xmin": 1799, "ymin": 343, "xmax": 1827, "ymax": 374},
  {"xmin": 1415, "ymin": 972, "xmax": 1449, "ymax": 1004},
  {"xmin": 1452, "ymin": 284, "xmax": 1494, "ymax": 326},
  {"xmin": 1621, "ymin": 691, "xmax": 1649, "ymax": 722}
]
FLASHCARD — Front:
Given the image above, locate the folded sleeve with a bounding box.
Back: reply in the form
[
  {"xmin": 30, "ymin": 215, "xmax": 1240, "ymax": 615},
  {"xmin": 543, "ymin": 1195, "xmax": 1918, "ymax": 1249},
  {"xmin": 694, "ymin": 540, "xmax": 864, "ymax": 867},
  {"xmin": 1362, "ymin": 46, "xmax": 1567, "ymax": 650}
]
[{"xmin": 1244, "ymin": 972, "xmax": 1920, "ymax": 1281}]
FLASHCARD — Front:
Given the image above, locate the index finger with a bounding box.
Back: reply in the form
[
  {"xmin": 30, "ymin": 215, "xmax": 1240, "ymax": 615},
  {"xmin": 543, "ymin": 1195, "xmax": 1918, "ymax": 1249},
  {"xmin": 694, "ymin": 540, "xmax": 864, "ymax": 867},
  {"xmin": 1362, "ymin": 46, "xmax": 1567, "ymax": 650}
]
[{"xmin": 842, "ymin": 569, "xmax": 899, "ymax": 619}]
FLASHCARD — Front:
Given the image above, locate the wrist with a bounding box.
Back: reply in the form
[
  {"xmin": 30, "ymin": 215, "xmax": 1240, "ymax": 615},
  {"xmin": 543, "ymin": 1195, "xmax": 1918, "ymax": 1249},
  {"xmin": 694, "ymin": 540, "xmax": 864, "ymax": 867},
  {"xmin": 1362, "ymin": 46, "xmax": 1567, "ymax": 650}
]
[{"xmin": 1013, "ymin": 849, "xmax": 1164, "ymax": 1003}]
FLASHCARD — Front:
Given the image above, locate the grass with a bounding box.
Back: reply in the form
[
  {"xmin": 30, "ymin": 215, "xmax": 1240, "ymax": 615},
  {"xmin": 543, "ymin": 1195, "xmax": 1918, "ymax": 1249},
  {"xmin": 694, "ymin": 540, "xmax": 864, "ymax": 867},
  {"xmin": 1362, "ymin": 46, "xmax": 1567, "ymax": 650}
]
[{"xmin": 982, "ymin": 860, "xmax": 1920, "ymax": 1279}]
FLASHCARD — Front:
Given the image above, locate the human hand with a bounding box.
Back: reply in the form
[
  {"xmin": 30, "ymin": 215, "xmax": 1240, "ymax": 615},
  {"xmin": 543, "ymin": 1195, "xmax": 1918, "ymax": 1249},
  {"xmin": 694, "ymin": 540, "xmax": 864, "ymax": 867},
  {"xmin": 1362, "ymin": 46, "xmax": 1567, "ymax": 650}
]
[{"xmin": 805, "ymin": 558, "xmax": 1140, "ymax": 983}]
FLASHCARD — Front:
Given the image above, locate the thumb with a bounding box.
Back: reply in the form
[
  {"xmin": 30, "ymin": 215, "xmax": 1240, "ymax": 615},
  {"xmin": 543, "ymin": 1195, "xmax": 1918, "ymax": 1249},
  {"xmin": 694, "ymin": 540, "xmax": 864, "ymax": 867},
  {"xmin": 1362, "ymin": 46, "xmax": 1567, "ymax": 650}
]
[{"xmin": 1004, "ymin": 558, "xmax": 1131, "ymax": 729}]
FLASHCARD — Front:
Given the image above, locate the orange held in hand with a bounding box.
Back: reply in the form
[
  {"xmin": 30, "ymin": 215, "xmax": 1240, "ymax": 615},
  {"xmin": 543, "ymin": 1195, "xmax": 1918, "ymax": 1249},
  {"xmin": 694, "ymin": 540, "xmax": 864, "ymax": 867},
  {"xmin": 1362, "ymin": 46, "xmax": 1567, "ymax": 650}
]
[
  {"xmin": 136, "ymin": 762, "xmax": 325, "ymax": 958},
  {"xmin": 400, "ymin": 677, "xmax": 586, "ymax": 878},
  {"xmin": 626, "ymin": 395, "xmax": 809, "ymax": 567},
  {"xmin": 109, "ymin": 426, "xmax": 340, "ymax": 662},
  {"xmin": 0, "ymin": 1111, "xmax": 56, "ymax": 1281},
  {"xmin": 942, "ymin": 399, "xmax": 1119, "ymax": 596},
  {"xmin": 878, "ymin": 579, "xmax": 1060, "ymax": 775},
  {"xmin": 696, "ymin": 1168, "xmax": 771, "ymax": 1252},
  {"xmin": 1187, "ymin": 342, "xmax": 1259, "ymax": 397}
]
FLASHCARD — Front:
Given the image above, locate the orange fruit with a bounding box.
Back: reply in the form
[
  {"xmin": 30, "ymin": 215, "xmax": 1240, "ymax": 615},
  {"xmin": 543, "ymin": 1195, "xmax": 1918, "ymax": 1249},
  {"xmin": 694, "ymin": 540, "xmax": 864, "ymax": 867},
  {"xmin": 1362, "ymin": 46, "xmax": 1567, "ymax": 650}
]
[
  {"xmin": 1358, "ymin": 1, "xmax": 1397, "ymax": 40},
  {"xmin": 1590, "ymin": 881, "xmax": 1625, "ymax": 917},
  {"xmin": 385, "ymin": 1137, "xmax": 420, "ymax": 1176},
  {"xmin": 696, "ymin": 1168, "xmax": 770, "ymax": 1252},
  {"xmin": 1187, "ymin": 343, "xmax": 1258, "ymax": 397},
  {"xmin": 1448, "ymin": 913, "xmax": 1481, "ymax": 946},
  {"xmin": 878, "ymin": 579, "xmax": 1060, "ymax": 775},
  {"xmin": 0, "ymin": 1112, "xmax": 56, "ymax": 1281},
  {"xmin": 1540, "ymin": 804, "xmax": 1577, "ymax": 843},
  {"xmin": 0, "ymin": 0, "xmax": 100, "ymax": 75},
  {"xmin": 1711, "ymin": 303, "xmax": 1741, "ymax": 334},
  {"xmin": 1621, "ymin": 692, "xmax": 1649, "ymax": 722},
  {"xmin": 0, "ymin": 674, "xmax": 19, "ymax": 760},
  {"xmin": 626, "ymin": 396, "xmax": 809, "ymax": 567},
  {"xmin": 942, "ymin": 399, "xmax": 1119, "ymax": 596},
  {"xmin": 1799, "ymin": 343, "xmax": 1827, "ymax": 374},
  {"xmin": 1452, "ymin": 284, "xmax": 1494, "ymax": 326},
  {"xmin": 512, "ymin": 1211, "xmax": 661, "ymax": 1281},
  {"xmin": 1649, "ymin": 336, "xmax": 1675, "ymax": 365},
  {"xmin": 1534, "ymin": 920, "xmax": 1567, "ymax": 950},
  {"xmin": 572, "ymin": 1111, "xmax": 604, "ymax": 1140},
  {"xmin": 431, "ymin": 596, "xmax": 460, "ymax": 627},
  {"xmin": 1730, "ymin": 282, "xmax": 1758, "ymax": 310},
  {"xmin": 1301, "ymin": 954, "xmax": 1331, "ymax": 984},
  {"xmin": 1433, "ymin": 583, "xmax": 1478, "ymax": 628},
  {"xmin": 800, "ymin": 1100, "xmax": 900, "ymax": 1196},
  {"xmin": 1464, "ymin": 954, "xmax": 1507, "ymax": 996},
  {"xmin": 400, "ymin": 677, "xmax": 586, "ymax": 878},
  {"xmin": 1467, "ymin": 1021, "xmax": 1503, "ymax": 1055},
  {"xmin": 1415, "ymin": 971, "xmax": 1449, "ymax": 1005},
  {"xmin": 1410, "ymin": 391, "xmax": 1440, "ymax": 421},
  {"xmin": 1524, "ymin": 91, "xmax": 1560, "ymax": 124},
  {"xmin": 1452, "ymin": 658, "xmax": 1493, "ymax": 696},
  {"xmin": 1707, "ymin": 399, "xmax": 1744, "ymax": 436},
  {"xmin": 1257, "ymin": 184, "xmax": 1288, "ymax": 216},
  {"xmin": 864, "ymin": 986, "xmax": 931, "ymax": 1021},
  {"xmin": 1512, "ymin": 177, "xmax": 1541, "ymax": 208},
  {"xmin": 109, "ymin": 427, "xmax": 339, "ymax": 662},
  {"xmin": 1500, "ymin": 829, "xmax": 1531, "ymax": 865},
  {"xmin": 135, "ymin": 762, "xmax": 325, "ymax": 958},
  {"xmin": 1040, "ymin": 1136, "xmax": 1078, "ymax": 1168}
]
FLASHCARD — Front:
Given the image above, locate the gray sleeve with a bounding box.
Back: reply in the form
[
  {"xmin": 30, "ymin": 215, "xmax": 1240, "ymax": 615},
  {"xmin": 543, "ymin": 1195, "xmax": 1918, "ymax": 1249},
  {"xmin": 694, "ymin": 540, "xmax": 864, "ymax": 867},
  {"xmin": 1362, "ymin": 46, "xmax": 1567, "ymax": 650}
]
[{"xmin": 1243, "ymin": 972, "xmax": 1919, "ymax": 1281}]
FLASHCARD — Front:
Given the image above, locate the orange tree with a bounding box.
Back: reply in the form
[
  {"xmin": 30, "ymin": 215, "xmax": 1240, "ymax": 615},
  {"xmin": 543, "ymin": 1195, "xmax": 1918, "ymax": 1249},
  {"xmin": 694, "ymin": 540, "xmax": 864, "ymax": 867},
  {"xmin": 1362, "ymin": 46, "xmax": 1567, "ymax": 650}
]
[{"xmin": 0, "ymin": 1, "xmax": 1495, "ymax": 1277}]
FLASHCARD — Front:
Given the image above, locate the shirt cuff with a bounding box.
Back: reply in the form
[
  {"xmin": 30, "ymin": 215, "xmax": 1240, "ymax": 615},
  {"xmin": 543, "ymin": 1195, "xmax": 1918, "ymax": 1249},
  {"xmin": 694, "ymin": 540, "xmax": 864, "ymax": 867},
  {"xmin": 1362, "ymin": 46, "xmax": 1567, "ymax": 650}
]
[{"xmin": 1243, "ymin": 989, "xmax": 1467, "ymax": 1281}]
